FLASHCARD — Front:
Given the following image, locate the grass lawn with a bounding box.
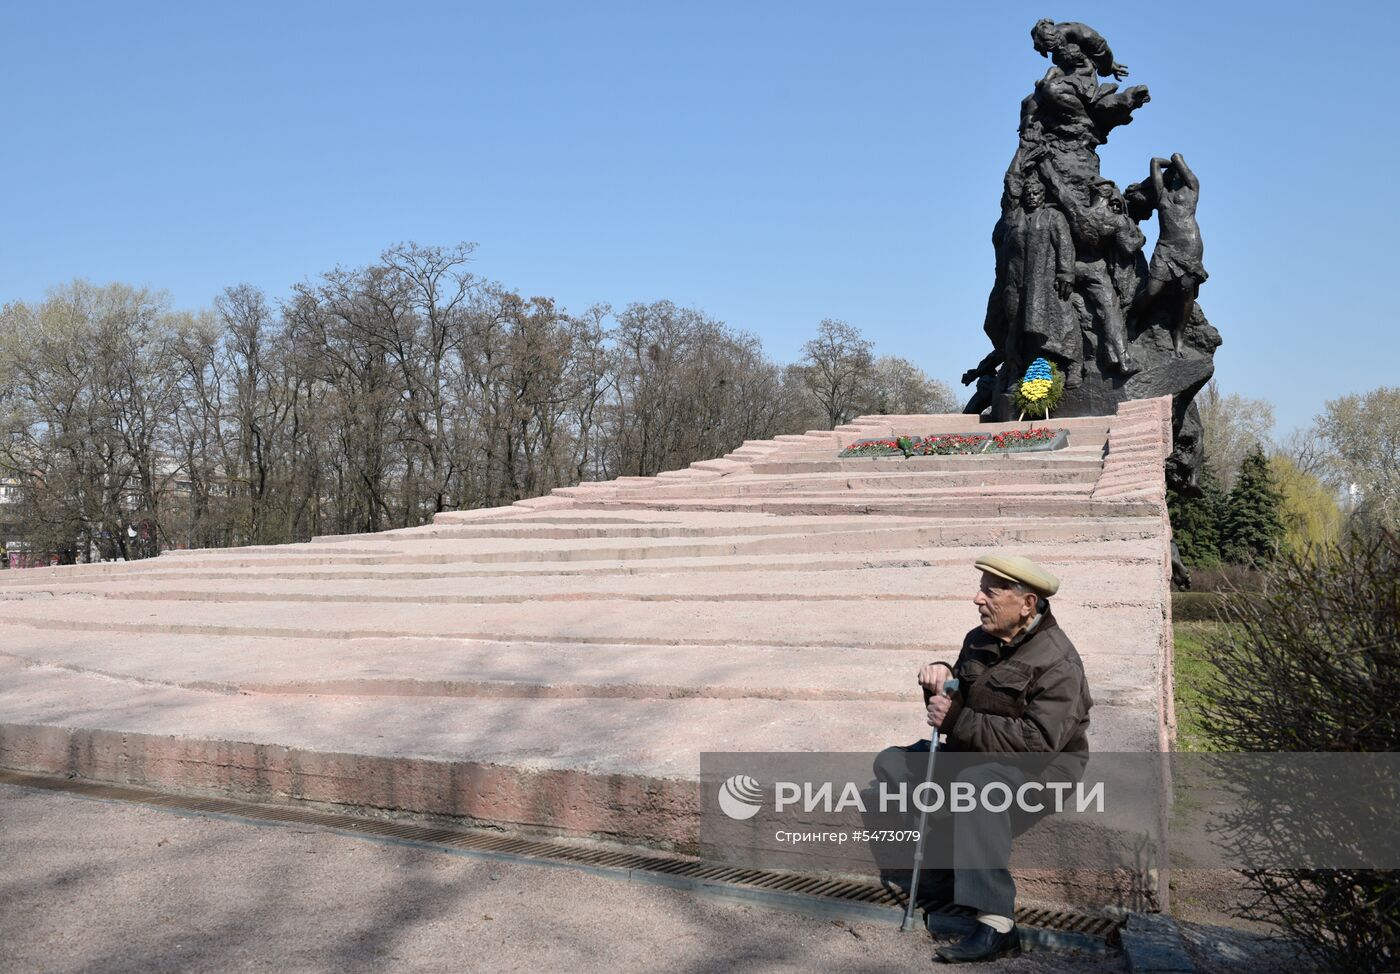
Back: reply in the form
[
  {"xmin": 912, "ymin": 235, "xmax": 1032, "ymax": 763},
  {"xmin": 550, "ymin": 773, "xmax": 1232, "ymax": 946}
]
[{"xmin": 1173, "ymin": 621, "xmax": 1229, "ymax": 752}]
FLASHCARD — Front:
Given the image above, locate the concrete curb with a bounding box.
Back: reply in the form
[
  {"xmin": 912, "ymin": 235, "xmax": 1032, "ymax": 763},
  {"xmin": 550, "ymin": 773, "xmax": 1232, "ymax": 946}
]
[{"xmin": 1121, "ymin": 913, "xmax": 1195, "ymax": 973}]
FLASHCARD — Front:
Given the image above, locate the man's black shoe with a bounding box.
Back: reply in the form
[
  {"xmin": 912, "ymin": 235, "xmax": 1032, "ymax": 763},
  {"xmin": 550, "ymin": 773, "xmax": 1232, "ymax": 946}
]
[{"xmin": 934, "ymin": 923, "xmax": 1022, "ymax": 964}]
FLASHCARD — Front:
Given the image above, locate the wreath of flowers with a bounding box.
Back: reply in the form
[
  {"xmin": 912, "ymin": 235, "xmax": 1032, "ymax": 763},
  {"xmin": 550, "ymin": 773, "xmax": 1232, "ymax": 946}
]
[{"xmin": 1013, "ymin": 357, "xmax": 1065, "ymax": 420}]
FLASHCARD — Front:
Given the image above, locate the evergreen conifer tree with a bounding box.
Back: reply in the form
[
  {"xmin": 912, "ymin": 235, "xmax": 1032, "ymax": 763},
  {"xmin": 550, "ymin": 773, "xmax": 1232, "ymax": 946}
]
[
  {"xmin": 1220, "ymin": 445, "xmax": 1285, "ymax": 564},
  {"xmin": 1169, "ymin": 463, "xmax": 1226, "ymax": 566}
]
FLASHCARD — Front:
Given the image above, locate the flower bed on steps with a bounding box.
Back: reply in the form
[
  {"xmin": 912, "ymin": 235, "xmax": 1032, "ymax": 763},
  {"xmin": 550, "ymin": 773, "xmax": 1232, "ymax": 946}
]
[{"xmin": 839, "ymin": 428, "xmax": 1068, "ymax": 458}]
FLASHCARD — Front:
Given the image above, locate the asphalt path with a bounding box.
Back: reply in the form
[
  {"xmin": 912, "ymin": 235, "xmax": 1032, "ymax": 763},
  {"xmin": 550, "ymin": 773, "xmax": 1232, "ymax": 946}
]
[{"xmin": 0, "ymin": 783, "xmax": 1129, "ymax": 974}]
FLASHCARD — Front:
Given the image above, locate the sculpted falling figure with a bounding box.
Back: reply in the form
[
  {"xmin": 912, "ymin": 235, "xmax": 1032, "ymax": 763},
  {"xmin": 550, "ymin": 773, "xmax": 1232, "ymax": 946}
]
[{"xmin": 1015, "ymin": 20, "xmax": 1150, "ymax": 186}]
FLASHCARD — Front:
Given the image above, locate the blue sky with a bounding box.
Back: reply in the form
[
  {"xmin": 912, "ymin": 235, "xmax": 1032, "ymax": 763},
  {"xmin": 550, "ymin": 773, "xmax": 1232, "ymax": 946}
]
[{"xmin": 3, "ymin": 1, "xmax": 1396, "ymax": 434}]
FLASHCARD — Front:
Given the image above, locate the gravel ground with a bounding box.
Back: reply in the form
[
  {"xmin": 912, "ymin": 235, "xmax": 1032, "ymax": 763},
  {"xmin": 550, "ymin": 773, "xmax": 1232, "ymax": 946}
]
[{"xmin": 0, "ymin": 783, "xmax": 1125, "ymax": 974}]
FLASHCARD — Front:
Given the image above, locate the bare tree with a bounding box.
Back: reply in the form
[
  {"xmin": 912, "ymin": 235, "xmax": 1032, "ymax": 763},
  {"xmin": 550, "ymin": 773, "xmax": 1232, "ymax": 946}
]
[
  {"xmin": 1316, "ymin": 388, "xmax": 1400, "ymax": 531},
  {"xmin": 564, "ymin": 304, "xmax": 613, "ymax": 484},
  {"xmin": 862, "ymin": 355, "xmax": 958, "ymax": 415},
  {"xmin": 168, "ymin": 309, "xmax": 228, "ymax": 549},
  {"xmin": 604, "ymin": 301, "xmax": 791, "ymax": 477},
  {"xmin": 1198, "ymin": 379, "xmax": 1276, "ymax": 490},
  {"xmin": 378, "ymin": 242, "xmax": 477, "ymax": 518},
  {"xmin": 0, "ymin": 253, "xmax": 967, "ymax": 562},
  {"xmin": 286, "ymin": 269, "xmax": 401, "ymax": 534},
  {"xmin": 213, "ymin": 285, "xmax": 302, "ymax": 544},
  {"xmin": 608, "ymin": 301, "xmax": 705, "ymax": 477},
  {"xmin": 1277, "ymin": 425, "xmax": 1330, "ymax": 481},
  {"xmin": 0, "ymin": 282, "xmax": 187, "ymax": 560},
  {"xmin": 799, "ymin": 319, "xmax": 874, "ymax": 428}
]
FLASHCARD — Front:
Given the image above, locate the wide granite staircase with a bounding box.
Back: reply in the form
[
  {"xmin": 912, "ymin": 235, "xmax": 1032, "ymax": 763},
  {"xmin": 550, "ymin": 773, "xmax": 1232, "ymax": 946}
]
[{"xmin": 0, "ymin": 398, "xmax": 1176, "ymax": 907}]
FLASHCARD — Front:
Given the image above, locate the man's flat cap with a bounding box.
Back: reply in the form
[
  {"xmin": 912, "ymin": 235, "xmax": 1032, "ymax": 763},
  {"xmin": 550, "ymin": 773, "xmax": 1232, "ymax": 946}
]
[{"xmin": 975, "ymin": 554, "xmax": 1060, "ymax": 598}]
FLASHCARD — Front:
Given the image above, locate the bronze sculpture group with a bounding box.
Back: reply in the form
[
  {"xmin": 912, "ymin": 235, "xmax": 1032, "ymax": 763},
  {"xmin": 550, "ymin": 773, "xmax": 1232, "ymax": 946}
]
[{"xmin": 961, "ymin": 19, "xmax": 1220, "ymax": 494}]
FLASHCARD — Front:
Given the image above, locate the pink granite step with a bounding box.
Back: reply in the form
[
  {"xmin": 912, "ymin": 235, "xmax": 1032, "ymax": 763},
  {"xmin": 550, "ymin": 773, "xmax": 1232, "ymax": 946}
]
[
  {"xmin": 13, "ymin": 563, "xmax": 1161, "ymax": 606},
  {"xmin": 382, "ymin": 514, "xmax": 929, "ymax": 542},
  {"xmin": 587, "ymin": 495, "xmax": 1161, "ymax": 519},
  {"xmin": 0, "ymin": 624, "xmax": 1160, "ymax": 712},
  {"xmin": 0, "ymin": 540, "xmax": 1165, "ymax": 590},
  {"xmin": 0, "ymin": 595, "xmax": 1163, "ymax": 657},
  {"xmin": 12, "ymin": 517, "xmax": 1161, "ymax": 574},
  {"xmin": 603, "ymin": 470, "xmax": 1102, "ymax": 499}
]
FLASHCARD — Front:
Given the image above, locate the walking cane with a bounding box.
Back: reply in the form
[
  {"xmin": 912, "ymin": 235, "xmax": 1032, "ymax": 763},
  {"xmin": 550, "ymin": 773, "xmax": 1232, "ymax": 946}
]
[{"xmin": 900, "ymin": 676, "xmax": 960, "ymax": 932}]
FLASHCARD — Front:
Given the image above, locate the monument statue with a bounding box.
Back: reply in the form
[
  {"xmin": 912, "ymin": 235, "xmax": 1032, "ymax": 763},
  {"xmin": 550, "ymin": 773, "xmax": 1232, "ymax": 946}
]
[
  {"xmin": 962, "ymin": 18, "xmax": 1221, "ymax": 496},
  {"xmin": 1040, "ymin": 162, "xmax": 1143, "ymax": 376},
  {"xmin": 1010, "ymin": 179, "xmax": 1077, "ymax": 368},
  {"xmin": 1130, "ymin": 154, "xmax": 1206, "ymax": 356}
]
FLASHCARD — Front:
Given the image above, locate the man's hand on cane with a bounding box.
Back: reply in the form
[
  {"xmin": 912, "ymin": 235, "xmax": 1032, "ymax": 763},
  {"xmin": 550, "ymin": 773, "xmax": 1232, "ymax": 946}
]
[
  {"xmin": 926, "ymin": 691, "xmax": 953, "ymax": 728},
  {"xmin": 918, "ymin": 662, "xmax": 955, "ymax": 727}
]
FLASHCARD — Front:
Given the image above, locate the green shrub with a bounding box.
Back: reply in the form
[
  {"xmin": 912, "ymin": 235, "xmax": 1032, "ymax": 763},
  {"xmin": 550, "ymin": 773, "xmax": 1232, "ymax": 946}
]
[
  {"xmin": 1171, "ymin": 592, "xmax": 1226, "ymax": 622},
  {"xmin": 1187, "ymin": 563, "xmax": 1267, "ymax": 594},
  {"xmin": 1199, "ymin": 532, "xmax": 1400, "ymax": 972}
]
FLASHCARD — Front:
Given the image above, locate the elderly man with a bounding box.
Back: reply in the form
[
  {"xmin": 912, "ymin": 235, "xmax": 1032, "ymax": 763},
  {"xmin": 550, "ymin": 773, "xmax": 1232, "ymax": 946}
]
[{"xmin": 883, "ymin": 555, "xmax": 1092, "ymax": 964}]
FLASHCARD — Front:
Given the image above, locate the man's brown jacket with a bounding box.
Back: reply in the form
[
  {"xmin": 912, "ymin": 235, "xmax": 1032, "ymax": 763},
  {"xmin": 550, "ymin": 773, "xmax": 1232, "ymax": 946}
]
[{"xmin": 937, "ymin": 607, "xmax": 1093, "ymax": 753}]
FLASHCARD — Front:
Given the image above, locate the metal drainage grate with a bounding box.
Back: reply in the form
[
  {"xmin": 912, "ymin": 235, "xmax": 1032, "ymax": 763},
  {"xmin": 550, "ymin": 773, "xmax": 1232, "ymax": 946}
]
[{"xmin": 1, "ymin": 768, "xmax": 1121, "ymax": 950}]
